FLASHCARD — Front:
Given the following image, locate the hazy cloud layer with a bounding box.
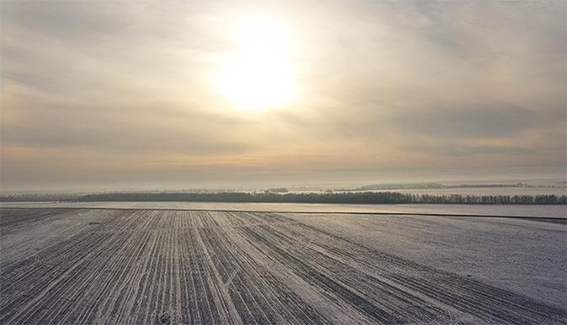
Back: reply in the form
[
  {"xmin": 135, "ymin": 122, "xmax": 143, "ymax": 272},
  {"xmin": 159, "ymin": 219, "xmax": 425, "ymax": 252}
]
[{"xmin": 1, "ymin": 0, "xmax": 565, "ymax": 191}]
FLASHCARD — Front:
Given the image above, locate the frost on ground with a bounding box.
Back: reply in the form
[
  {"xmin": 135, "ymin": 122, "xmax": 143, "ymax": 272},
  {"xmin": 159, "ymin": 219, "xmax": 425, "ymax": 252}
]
[
  {"xmin": 2, "ymin": 201, "xmax": 566, "ymax": 218},
  {"xmin": 1, "ymin": 208, "xmax": 566, "ymax": 325}
]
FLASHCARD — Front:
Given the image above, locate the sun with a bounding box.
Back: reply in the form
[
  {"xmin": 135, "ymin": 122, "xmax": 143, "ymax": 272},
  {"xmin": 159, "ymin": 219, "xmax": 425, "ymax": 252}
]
[{"xmin": 215, "ymin": 15, "xmax": 296, "ymax": 111}]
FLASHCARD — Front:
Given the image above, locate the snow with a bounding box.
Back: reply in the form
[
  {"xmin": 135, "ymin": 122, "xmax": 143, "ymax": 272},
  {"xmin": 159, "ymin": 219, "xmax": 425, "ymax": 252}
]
[
  {"xmin": 1, "ymin": 206, "xmax": 565, "ymax": 324},
  {"xmin": 2, "ymin": 201, "xmax": 566, "ymax": 218}
]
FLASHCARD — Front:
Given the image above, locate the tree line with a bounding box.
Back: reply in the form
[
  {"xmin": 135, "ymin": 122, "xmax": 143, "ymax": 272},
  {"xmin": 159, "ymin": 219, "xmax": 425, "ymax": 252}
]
[
  {"xmin": 0, "ymin": 193, "xmax": 81, "ymax": 202},
  {"xmin": 66, "ymin": 192, "xmax": 567, "ymax": 205},
  {"xmin": 2, "ymin": 192, "xmax": 565, "ymax": 204}
]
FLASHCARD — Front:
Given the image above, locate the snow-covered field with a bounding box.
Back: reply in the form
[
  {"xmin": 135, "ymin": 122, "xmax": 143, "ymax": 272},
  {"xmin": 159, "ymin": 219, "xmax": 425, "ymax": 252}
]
[
  {"xmin": 1, "ymin": 207, "xmax": 565, "ymax": 324},
  {"xmin": 2, "ymin": 201, "xmax": 566, "ymax": 218},
  {"xmin": 378, "ymin": 186, "xmax": 567, "ymax": 196}
]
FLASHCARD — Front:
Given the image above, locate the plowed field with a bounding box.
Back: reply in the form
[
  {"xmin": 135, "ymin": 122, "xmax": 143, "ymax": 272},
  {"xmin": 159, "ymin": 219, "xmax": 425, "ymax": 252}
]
[{"xmin": 1, "ymin": 208, "xmax": 565, "ymax": 324}]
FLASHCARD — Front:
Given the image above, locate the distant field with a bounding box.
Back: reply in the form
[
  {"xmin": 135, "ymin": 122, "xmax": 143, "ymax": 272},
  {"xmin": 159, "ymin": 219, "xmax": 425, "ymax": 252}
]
[
  {"xmin": 377, "ymin": 186, "xmax": 567, "ymax": 196},
  {"xmin": 1, "ymin": 207, "xmax": 566, "ymax": 324},
  {"xmin": 2, "ymin": 201, "xmax": 567, "ymax": 218}
]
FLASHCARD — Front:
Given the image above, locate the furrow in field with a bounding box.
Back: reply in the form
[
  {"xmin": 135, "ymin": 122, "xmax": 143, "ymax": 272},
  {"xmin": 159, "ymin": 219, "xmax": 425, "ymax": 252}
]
[
  {"xmin": 0, "ymin": 209, "xmax": 117, "ymax": 271},
  {"xmin": 39, "ymin": 215, "xmax": 149, "ymax": 325},
  {"xmin": 0, "ymin": 209, "xmax": 70, "ymax": 235},
  {"xmin": 1, "ymin": 208, "xmax": 565, "ymax": 325},
  {"xmin": 264, "ymin": 212, "xmax": 567, "ymax": 325},
  {"xmin": 0, "ymin": 210, "xmax": 136, "ymax": 323},
  {"xmin": 234, "ymin": 224, "xmax": 437, "ymax": 324},
  {"xmin": 198, "ymin": 212, "xmax": 332, "ymax": 325},
  {"xmin": 221, "ymin": 212, "xmax": 446, "ymax": 323}
]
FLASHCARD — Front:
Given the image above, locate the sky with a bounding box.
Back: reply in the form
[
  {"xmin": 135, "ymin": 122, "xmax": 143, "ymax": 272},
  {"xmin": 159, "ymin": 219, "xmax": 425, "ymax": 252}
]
[{"xmin": 1, "ymin": 0, "xmax": 566, "ymax": 192}]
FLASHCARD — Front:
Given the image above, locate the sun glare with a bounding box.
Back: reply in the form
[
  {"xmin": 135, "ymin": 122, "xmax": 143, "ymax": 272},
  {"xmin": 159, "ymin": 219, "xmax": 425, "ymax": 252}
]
[{"xmin": 215, "ymin": 16, "xmax": 296, "ymax": 111}]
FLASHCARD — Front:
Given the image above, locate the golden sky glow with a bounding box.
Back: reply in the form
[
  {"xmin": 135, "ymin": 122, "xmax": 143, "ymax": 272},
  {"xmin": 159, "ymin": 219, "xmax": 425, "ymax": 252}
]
[
  {"xmin": 214, "ymin": 15, "xmax": 296, "ymax": 111},
  {"xmin": 0, "ymin": 1, "xmax": 565, "ymax": 192}
]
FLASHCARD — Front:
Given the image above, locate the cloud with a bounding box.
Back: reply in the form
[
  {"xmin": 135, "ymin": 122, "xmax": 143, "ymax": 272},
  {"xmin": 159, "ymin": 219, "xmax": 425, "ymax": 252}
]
[
  {"xmin": 404, "ymin": 144, "xmax": 531, "ymax": 158},
  {"xmin": 393, "ymin": 105, "xmax": 565, "ymax": 139},
  {"xmin": 1, "ymin": 2, "xmax": 136, "ymax": 45},
  {"xmin": 1, "ymin": 0, "xmax": 565, "ymax": 191}
]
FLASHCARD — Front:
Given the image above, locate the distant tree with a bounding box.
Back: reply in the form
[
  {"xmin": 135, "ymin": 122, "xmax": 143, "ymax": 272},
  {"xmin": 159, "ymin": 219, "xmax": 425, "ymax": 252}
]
[{"xmin": 67, "ymin": 191, "xmax": 567, "ymax": 205}]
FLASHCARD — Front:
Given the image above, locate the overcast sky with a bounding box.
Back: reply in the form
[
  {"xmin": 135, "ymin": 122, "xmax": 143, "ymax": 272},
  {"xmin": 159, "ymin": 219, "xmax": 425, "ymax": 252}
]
[{"xmin": 1, "ymin": 0, "xmax": 566, "ymax": 192}]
